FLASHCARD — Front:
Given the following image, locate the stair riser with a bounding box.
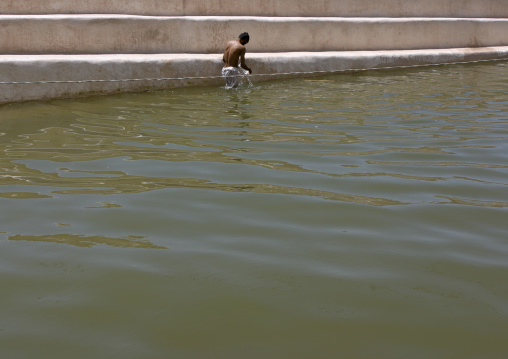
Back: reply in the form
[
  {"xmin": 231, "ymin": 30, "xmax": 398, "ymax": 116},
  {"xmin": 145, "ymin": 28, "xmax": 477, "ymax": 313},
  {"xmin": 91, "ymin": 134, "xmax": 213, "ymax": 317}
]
[
  {"xmin": 2, "ymin": 48, "xmax": 508, "ymax": 104},
  {"xmin": 1, "ymin": 0, "xmax": 507, "ymax": 18},
  {"xmin": 1, "ymin": 17, "xmax": 508, "ymax": 54}
]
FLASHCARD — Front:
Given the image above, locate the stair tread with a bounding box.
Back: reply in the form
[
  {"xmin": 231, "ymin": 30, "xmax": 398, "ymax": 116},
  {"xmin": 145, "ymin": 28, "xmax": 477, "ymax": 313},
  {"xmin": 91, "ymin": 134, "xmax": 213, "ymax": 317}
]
[
  {"xmin": 1, "ymin": 46, "xmax": 508, "ymax": 61},
  {"xmin": 1, "ymin": 14, "xmax": 506, "ymax": 20}
]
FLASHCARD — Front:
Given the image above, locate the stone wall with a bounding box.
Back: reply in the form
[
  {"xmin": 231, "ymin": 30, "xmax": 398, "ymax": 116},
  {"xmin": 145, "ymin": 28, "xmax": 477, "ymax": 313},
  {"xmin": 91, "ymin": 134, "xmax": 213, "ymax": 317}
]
[
  {"xmin": 1, "ymin": 0, "xmax": 507, "ymax": 18},
  {"xmin": 1, "ymin": 16, "xmax": 508, "ymax": 55},
  {"xmin": 1, "ymin": 0, "xmax": 508, "ymax": 103}
]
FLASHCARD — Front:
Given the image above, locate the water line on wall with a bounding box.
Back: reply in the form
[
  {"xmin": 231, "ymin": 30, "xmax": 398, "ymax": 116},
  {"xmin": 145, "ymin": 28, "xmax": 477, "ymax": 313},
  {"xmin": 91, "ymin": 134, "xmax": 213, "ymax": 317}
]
[{"xmin": 1, "ymin": 57, "xmax": 507, "ymax": 85}]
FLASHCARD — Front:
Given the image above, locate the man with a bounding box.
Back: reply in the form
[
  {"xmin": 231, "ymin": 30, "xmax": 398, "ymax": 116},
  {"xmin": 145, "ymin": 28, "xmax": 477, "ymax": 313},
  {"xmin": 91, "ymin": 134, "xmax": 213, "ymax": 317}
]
[{"xmin": 222, "ymin": 32, "xmax": 252, "ymax": 89}]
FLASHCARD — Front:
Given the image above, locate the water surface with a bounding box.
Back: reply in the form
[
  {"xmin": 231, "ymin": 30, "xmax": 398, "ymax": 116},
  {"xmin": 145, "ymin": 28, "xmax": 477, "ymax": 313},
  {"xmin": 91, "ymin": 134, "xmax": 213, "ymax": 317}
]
[{"xmin": 1, "ymin": 61, "xmax": 508, "ymax": 359}]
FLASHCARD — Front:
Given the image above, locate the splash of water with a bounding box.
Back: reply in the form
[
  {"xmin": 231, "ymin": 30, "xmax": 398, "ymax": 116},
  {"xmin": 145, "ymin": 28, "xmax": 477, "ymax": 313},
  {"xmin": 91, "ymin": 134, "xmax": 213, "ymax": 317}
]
[
  {"xmin": 238, "ymin": 67, "xmax": 253, "ymax": 87},
  {"xmin": 223, "ymin": 66, "xmax": 253, "ymax": 89}
]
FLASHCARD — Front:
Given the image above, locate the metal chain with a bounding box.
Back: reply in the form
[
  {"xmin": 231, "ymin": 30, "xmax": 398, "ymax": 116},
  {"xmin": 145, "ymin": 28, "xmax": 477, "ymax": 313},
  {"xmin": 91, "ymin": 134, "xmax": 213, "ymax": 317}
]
[{"xmin": 0, "ymin": 57, "xmax": 506, "ymax": 85}]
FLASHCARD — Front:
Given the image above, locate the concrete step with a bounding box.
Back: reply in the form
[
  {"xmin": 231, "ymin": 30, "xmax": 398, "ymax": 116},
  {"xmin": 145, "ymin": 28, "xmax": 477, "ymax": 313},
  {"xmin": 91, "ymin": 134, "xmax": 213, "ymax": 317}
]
[
  {"xmin": 2, "ymin": 47, "xmax": 508, "ymax": 104},
  {"xmin": 1, "ymin": 15, "xmax": 508, "ymax": 55},
  {"xmin": 1, "ymin": 0, "xmax": 507, "ymax": 18}
]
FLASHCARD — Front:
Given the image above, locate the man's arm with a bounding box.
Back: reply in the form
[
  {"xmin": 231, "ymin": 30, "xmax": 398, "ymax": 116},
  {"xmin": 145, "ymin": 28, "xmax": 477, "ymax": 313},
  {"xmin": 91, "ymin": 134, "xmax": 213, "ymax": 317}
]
[{"xmin": 239, "ymin": 49, "xmax": 252, "ymax": 74}]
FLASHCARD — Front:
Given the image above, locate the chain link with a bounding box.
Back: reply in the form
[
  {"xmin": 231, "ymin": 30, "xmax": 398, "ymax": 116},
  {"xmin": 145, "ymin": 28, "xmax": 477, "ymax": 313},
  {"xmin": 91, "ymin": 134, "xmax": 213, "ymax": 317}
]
[{"xmin": 0, "ymin": 58, "xmax": 506, "ymax": 85}]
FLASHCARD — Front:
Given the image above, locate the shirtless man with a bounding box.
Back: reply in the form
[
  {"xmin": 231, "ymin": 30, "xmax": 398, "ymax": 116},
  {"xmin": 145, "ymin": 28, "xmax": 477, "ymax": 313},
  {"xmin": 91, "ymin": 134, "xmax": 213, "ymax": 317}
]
[{"xmin": 222, "ymin": 32, "xmax": 252, "ymax": 88}]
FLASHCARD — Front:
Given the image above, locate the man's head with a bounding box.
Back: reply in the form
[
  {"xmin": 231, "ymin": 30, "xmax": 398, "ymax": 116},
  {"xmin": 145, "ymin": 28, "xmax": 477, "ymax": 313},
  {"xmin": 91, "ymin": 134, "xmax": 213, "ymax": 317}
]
[{"xmin": 238, "ymin": 32, "xmax": 250, "ymax": 45}]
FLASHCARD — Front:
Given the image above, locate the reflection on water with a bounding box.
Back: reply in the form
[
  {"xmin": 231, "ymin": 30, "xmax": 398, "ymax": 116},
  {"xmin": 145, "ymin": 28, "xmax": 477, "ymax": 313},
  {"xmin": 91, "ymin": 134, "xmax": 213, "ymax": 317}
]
[
  {"xmin": 9, "ymin": 234, "xmax": 166, "ymax": 249},
  {"xmin": 1, "ymin": 61, "xmax": 508, "ymax": 358}
]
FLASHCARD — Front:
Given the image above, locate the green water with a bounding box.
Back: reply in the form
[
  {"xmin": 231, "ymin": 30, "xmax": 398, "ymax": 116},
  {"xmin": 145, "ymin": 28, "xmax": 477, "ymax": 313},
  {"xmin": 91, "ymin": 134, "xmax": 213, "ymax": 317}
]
[{"xmin": 1, "ymin": 61, "xmax": 508, "ymax": 359}]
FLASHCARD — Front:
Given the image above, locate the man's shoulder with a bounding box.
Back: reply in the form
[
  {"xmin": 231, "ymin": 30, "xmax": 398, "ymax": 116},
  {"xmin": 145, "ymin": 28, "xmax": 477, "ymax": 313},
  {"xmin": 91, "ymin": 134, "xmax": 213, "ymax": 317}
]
[
  {"xmin": 228, "ymin": 40, "xmax": 244, "ymax": 49},
  {"xmin": 233, "ymin": 43, "xmax": 246, "ymax": 52}
]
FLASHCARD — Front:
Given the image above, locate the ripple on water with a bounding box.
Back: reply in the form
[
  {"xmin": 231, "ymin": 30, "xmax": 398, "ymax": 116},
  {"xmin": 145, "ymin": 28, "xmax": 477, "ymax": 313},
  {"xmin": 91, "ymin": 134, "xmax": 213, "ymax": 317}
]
[{"xmin": 1, "ymin": 61, "xmax": 508, "ymax": 358}]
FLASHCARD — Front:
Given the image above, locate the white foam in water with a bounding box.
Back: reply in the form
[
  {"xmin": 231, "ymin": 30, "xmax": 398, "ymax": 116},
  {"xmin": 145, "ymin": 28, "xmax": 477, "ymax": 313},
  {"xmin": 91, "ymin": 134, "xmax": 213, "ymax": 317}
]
[
  {"xmin": 238, "ymin": 67, "xmax": 253, "ymax": 87},
  {"xmin": 223, "ymin": 66, "xmax": 253, "ymax": 89}
]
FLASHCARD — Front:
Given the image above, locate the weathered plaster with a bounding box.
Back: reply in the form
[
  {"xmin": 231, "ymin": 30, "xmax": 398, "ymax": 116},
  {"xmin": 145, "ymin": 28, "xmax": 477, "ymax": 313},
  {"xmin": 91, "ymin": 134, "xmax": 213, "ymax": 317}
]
[
  {"xmin": 1, "ymin": 16, "xmax": 508, "ymax": 54},
  {"xmin": 1, "ymin": 1, "xmax": 507, "ymax": 103},
  {"xmin": 2, "ymin": 48, "xmax": 508, "ymax": 104},
  {"xmin": 1, "ymin": 0, "xmax": 507, "ymax": 18}
]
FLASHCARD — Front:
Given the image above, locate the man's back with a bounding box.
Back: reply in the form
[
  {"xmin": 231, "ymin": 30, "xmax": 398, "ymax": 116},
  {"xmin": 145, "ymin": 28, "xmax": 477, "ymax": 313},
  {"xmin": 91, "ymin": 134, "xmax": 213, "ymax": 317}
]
[{"xmin": 223, "ymin": 40, "xmax": 246, "ymax": 68}]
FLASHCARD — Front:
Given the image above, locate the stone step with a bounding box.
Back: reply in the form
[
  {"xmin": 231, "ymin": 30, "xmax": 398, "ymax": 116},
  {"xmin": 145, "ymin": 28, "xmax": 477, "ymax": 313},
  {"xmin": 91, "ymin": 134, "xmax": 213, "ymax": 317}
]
[
  {"xmin": 2, "ymin": 47, "xmax": 508, "ymax": 104},
  {"xmin": 1, "ymin": 15, "xmax": 508, "ymax": 55},
  {"xmin": 1, "ymin": 0, "xmax": 507, "ymax": 18}
]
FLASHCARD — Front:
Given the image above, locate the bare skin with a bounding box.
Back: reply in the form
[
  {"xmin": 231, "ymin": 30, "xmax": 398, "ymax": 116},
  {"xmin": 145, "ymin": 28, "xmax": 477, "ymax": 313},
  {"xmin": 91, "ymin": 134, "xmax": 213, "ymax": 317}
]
[{"xmin": 222, "ymin": 38, "xmax": 252, "ymax": 74}]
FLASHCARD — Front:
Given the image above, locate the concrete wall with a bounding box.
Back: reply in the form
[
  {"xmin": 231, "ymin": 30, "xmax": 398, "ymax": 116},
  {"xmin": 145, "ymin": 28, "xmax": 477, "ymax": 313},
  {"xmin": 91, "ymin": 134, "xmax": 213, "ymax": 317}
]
[
  {"xmin": 1, "ymin": 0, "xmax": 508, "ymax": 104},
  {"xmin": 1, "ymin": 0, "xmax": 508, "ymax": 18},
  {"xmin": 2, "ymin": 48, "xmax": 508, "ymax": 104},
  {"xmin": 2, "ymin": 16, "xmax": 508, "ymax": 55}
]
